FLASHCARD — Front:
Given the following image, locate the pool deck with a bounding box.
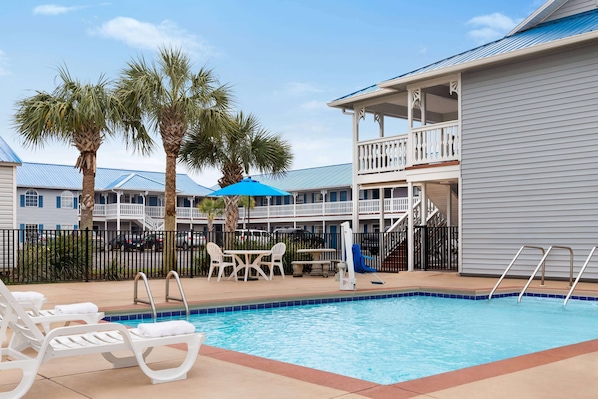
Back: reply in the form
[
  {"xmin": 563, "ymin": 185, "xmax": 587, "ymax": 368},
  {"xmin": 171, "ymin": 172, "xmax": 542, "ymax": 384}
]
[{"xmin": 4, "ymin": 271, "xmax": 598, "ymax": 399}]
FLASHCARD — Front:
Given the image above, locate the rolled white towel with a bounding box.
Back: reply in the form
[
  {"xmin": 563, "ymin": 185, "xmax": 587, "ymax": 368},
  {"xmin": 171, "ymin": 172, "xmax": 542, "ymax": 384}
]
[
  {"xmin": 54, "ymin": 302, "xmax": 99, "ymax": 315},
  {"xmin": 137, "ymin": 320, "xmax": 196, "ymax": 337}
]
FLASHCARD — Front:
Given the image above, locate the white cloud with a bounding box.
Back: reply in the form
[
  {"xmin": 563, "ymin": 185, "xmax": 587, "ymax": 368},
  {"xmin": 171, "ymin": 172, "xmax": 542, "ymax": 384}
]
[
  {"xmin": 466, "ymin": 13, "xmax": 522, "ymax": 43},
  {"xmin": 33, "ymin": 4, "xmax": 82, "ymax": 15},
  {"xmin": 89, "ymin": 17, "xmax": 215, "ymax": 57},
  {"xmin": 285, "ymin": 82, "xmax": 323, "ymax": 96},
  {"xmin": 0, "ymin": 50, "xmax": 9, "ymax": 76}
]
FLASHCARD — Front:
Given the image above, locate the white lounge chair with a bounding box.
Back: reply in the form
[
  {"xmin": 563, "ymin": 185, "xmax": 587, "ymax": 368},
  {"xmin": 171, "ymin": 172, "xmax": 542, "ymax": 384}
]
[
  {"xmin": 0, "ymin": 282, "xmax": 205, "ymax": 399},
  {"xmin": 259, "ymin": 242, "xmax": 286, "ymax": 279},
  {"xmin": 206, "ymin": 242, "xmax": 237, "ymax": 282},
  {"xmin": 0, "ymin": 286, "xmax": 105, "ymax": 348}
]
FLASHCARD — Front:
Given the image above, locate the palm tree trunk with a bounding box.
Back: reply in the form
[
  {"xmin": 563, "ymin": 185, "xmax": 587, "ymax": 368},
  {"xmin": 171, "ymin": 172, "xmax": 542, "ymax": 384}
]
[
  {"xmin": 79, "ymin": 154, "xmax": 96, "ymax": 231},
  {"xmin": 163, "ymin": 151, "xmax": 177, "ymax": 273}
]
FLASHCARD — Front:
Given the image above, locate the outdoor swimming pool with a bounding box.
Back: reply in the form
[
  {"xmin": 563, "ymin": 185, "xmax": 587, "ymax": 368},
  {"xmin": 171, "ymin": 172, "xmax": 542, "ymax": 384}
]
[{"xmin": 118, "ymin": 294, "xmax": 598, "ymax": 384}]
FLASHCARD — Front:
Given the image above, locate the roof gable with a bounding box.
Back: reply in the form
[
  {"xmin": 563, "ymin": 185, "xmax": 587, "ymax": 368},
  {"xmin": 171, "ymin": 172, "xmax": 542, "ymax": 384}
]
[
  {"xmin": 332, "ymin": 6, "xmax": 598, "ymax": 104},
  {"xmin": 0, "ymin": 136, "xmax": 22, "ymax": 165}
]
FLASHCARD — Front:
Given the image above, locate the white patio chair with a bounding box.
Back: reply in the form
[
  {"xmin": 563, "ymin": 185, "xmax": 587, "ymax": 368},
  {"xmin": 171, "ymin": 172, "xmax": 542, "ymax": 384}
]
[
  {"xmin": 206, "ymin": 242, "xmax": 237, "ymax": 282},
  {"xmin": 259, "ymin": 242, "xmax": 286, "ymax": 280},
  {"xmin": 0, "ymin": 280, "xmax": 205, "ymax": 399}
]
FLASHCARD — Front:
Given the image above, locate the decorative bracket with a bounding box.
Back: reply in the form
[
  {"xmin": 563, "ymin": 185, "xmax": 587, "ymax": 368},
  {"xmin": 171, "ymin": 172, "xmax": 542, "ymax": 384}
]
[
  {"xmin": 410, "ymin": 89, "xmax": 421, "ymax": 110},
  {"xmin": 358, "ymin": 107, "xmax": 366, "ymax": 121},
  {"xmin": 450, "ymin": 80, "xmax": 460, "ymax": 96}
]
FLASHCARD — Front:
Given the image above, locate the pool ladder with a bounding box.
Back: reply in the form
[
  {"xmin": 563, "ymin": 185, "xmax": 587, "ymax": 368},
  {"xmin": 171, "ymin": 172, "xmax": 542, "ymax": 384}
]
[
  {"xmin": 564, "ymin": 246, "xmax": 598, "ymax": 306},
  {"xmin": 134, "ymin": 271, "xmax": 190, "ymax": 319},
  {"xmin": 489, "ymin": 245, "xmax": 573, "ymax": 303}
]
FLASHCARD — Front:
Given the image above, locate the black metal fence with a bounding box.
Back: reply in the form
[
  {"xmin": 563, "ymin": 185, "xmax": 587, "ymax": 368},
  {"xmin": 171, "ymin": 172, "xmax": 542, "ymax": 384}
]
[
  {"xmin": 414, "ymin": 226, "xmax": 459, "ymax": 271},
  {"xmin": 0, "ymin": 227, "xmax": 456, "ymax": 284}
]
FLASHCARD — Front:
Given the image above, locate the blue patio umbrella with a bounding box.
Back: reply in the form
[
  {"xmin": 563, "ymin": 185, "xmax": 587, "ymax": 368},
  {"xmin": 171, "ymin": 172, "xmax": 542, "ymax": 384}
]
[{"xmin": 209, "ymin": 177, "xmax": 291, "ymax": 230}]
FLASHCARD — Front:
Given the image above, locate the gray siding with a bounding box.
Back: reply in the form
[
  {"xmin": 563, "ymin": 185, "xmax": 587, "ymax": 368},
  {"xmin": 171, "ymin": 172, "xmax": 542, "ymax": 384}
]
[
  {"xmin": 545, "ymin": 0, "xmax": 596, "ymax": 22},
  {"xmin": 0, "ymin": 166, "xmax": 16, "ymax": 229},
  {"xmin": 17, "ymin": 187, "xmax": 79, "ymax": 230},
  {"xmin": 461, "ymin": 43, "xmax": 598, "ymax": 279}
]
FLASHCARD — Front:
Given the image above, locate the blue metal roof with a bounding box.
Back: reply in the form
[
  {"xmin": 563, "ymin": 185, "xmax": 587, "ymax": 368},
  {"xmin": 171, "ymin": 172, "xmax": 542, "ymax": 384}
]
[
  {"xmin": 388, "ymin": 9, "xmax": 598, "ymax": 81},
  {"xmin": 212, "ymin": 163, "xmax": 352, "ymax": 192},
  {"xmin": 0, "ymin": 136, "xmax": 22, "ymax": 164},
  {"xmin": 17, "ymin": 162, "xmax": 212, "ymax": 196},
  {"xmin": 334, "ymin": 8, "xmax": 598, "ymax": 102}
]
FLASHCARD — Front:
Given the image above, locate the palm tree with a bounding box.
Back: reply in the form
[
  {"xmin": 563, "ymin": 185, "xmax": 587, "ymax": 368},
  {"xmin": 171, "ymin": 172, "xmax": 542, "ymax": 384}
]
[
  {"xmin": 180, "ymin": 111, "xmax": 293, "ymax": 233},
  {"xmin": 13, "ymin": 66, "xmax": 152, "ymax": 231},
  {"xmin": 197, "ymin": 197, "xmax": 225, "ymax": 236},
  {"xmin": 116, "ymin": 47, "xmax": 232, "ymax": 271}
]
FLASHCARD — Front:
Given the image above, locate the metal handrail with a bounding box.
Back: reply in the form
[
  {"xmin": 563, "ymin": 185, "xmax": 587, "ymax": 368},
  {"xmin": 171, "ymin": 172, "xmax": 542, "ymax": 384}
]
[
  {"xmin": 165, "ymin": 270, "xmax": 189, "ymax": 317},
  {"xmin": 564, "ymin": 246, "xmax": 598, "ymax": 306},
  {"xmin": 489, "ymin": 246, "xmax": 545, "ymax": 300},
  {"xmin": 133, "ymin": 272, "xmax": 157, "ymax": 319},
  {"xmin": 518, "ymin": 245, "xmax": 573, "ymax": 303}
]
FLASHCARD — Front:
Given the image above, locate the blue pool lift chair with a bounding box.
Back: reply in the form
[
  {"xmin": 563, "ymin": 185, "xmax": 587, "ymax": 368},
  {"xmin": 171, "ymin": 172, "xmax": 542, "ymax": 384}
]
[{"xmin": 352, "ymin": 243, "xmax": 385, "ymax": 284}]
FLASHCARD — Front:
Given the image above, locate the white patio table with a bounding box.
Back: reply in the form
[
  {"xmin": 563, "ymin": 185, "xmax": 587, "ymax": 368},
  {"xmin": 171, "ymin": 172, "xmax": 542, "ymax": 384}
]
[{"xmin": 224, "ymin": 249, "xmax": 272, "ymax": 281}]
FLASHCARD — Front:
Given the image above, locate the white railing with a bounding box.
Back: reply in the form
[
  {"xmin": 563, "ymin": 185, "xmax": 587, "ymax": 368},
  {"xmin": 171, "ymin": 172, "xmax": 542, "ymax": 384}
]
[
  {"xmin": 355, "ymin": 121, "xmax": 461, "ymax": 175},
  {"xmin": 412, "ymin": 121, "xmax": 460, "ymax": 165},
  {"xmin": 357, "ymin": 135, "xmax": 408, "ymax": 174},
  {"xmin": 91, "ymin": 197, "xmax": 418, "ymax": 223}
]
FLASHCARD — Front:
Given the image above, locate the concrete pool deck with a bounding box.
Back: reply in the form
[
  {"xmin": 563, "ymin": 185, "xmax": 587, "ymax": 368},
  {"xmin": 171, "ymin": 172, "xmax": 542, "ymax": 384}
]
[{"xmin": 3, "ymin": 271, "xmax": 598, "ymax": 398}]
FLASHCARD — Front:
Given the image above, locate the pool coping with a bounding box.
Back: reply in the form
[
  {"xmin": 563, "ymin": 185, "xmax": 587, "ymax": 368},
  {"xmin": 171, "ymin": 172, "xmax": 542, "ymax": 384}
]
[
  {"xmin": 106, "ymin": 287, "xmax": 598, "ymax": 399},
  {"xmin": 104, "ymin": 287, "xmax": 598, "ymax": 322}
]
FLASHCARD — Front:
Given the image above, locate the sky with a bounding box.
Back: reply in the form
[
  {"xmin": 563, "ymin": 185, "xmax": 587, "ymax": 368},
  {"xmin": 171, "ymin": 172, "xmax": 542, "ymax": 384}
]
[{"xmin": 0, "ymin": 0, "xmax": 545, "ymax": 188}]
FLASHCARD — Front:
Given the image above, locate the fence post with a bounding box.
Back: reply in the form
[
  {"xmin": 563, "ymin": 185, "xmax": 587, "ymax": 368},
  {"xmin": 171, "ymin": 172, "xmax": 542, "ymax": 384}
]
[{"xmin": 85, "ymin": 227, "xmax": 90, "ymax": 282}]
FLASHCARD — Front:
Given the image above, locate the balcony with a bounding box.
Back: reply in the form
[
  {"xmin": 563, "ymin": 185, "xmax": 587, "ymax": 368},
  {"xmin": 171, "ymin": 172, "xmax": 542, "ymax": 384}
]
[
  {"xmin": 357, "ymin": 121, "xmax": 460, "ymax": 176},
  {"xmin": 90, "ymin": 197, "xmax": 419, "ymax": 223}
]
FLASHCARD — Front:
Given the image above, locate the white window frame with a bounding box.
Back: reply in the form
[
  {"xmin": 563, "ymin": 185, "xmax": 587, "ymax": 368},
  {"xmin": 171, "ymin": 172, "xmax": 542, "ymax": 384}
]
[
  {"xmin": 61, "ymin": 190, "xmax": 74, "ymax": 209},
  {"xmin": 25, "ymin": 189, "xmax": 38, "ymax": 207}
]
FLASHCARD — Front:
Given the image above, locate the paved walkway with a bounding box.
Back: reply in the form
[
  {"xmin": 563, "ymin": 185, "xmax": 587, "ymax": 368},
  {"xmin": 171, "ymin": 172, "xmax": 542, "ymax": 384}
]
[{"xmin": 3, "ymin": 271, "xmax": 598, "ymax": 398}]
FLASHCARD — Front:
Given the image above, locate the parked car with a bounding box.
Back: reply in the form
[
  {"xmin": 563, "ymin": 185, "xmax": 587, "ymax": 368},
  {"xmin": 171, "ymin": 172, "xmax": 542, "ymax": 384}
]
[
  {"xmin": 91, "ymin": 231, "xmax": 106, "ymax": 252},
  {"xmin": 176, "ymin": 231, "xmax": 206, "ymax": 249},
  {"xmin": 272, "ymin": 228, "xmax": 325, "ymax": 247},
  {"xmin": 143, "ymin": 232, "xmax": 164, "ymax": 251},
  {"xmin": 235, "ymin": 229, "xmax": 271, "ymax": 244},
  {"xmin": 107, "ymin": 234, "xmax": 144, "ymax": 251}
]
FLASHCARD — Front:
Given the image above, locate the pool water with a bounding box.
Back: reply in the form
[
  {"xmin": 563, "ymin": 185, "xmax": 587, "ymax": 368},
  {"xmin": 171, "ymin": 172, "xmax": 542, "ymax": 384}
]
[{"xmin": 119, "ymin": 296, "xmax": 598, "ymax": 384}]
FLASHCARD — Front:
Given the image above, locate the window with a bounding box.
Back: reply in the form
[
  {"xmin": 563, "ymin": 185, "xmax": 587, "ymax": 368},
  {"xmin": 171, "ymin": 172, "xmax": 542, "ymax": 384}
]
[
  {"xmin": 61, "ymin": 191, "xmax": 74, "ymax": 209},
  {"xmin": 25, "ymin": 224, "xmax": 38, "ymax": 242},
  {"xmin": 61, "ymin": 224, "xmax": 74, "ymax": 231},
  {"xmin": 25, "ymin": 189, "xmax": 38, "ymax": 207}
]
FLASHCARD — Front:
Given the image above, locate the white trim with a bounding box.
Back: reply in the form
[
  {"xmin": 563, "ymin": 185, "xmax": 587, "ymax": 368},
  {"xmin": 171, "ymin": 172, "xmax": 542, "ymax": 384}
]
[{"xmin": 507, "ymin": 0, "xmax": 568, "ymax": 36}]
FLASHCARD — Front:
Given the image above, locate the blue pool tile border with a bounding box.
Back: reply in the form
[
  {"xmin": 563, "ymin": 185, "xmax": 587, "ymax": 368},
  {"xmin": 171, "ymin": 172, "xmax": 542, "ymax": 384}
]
[{"xmin": 104, "ymin": 290, "xmax": 598, "ymax": 322}]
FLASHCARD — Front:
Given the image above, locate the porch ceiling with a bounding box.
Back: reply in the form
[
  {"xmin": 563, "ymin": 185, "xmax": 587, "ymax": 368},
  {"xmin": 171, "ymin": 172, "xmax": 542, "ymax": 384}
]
[{"xmin": 348, "ymin": 83, "xmax": 457, "ymax": 122}]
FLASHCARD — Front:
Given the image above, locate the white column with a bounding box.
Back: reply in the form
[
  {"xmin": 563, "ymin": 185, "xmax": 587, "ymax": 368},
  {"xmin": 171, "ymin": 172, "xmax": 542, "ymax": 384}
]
[
  {"xmin": 321, "ymin": 189, "xmax": 327, "ymax": 233},
  {"xmin": 446, "ymin": 185, "xmax": 452, "ymax": 227},
  {"xmin": 115, "ymin": 191, "xmax": 122, "ymax": 231},
  {"xmin": 352, "ymin": 108, "xmax": 362, "ymax": 230},
  {"xmin": 379, "ymin": 188, "xmax": 385, "ymax": 231},
  {"xmin": 292, "ymin": 192, "xmax": 298, "ymax": 228},
  {"xmin": 266, "ymin": 196, "xmax": 271, "ymax": 232},
  {"xmin": 407, "ymin": 182, "xmax": 414, "ymax": 272}
]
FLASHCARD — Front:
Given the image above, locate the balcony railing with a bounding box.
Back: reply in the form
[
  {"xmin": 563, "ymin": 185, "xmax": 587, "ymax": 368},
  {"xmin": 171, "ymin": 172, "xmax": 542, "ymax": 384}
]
[
  {"xmin": 357, "ymin": 135, "xmax": 408, "ymax": 174},
  {"xmin": 412, "ymin": 121, "xmax": 460, "ymax": 165},
  {"xmin": 356, "ymin": 121, "xmax": 460, "ymax": 175},
  {"xmin": 89, "ymin": 197, "xmax": 419, "ymax": 222}
]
